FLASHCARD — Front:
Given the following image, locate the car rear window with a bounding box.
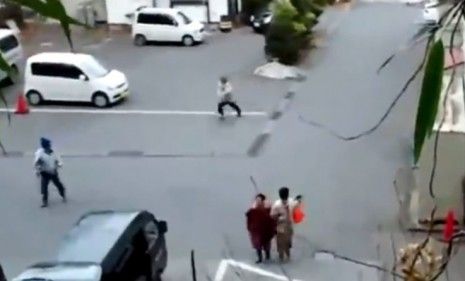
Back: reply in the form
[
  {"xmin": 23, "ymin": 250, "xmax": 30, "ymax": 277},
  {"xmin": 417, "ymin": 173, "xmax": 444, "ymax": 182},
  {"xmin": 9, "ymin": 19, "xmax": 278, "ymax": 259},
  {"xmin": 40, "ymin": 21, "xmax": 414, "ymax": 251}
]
[{"xmin": 0, "ymin": 35, "xmax": 19, "ymax": 53}]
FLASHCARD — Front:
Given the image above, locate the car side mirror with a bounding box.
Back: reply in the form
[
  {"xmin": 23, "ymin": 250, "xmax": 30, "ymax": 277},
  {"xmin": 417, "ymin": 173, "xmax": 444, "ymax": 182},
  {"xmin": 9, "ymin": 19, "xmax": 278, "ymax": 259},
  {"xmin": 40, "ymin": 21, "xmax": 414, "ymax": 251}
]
[
  {"xmin": 158, "ymin": 220, "xmax": 168, "ymax": 234},
  {"xmin": 172, "ymin": 21, "xmax": 178, "ymax": 27},
  {"xmin": 79, "ymin": 74, "xmax": 87, "ymax": 81}
]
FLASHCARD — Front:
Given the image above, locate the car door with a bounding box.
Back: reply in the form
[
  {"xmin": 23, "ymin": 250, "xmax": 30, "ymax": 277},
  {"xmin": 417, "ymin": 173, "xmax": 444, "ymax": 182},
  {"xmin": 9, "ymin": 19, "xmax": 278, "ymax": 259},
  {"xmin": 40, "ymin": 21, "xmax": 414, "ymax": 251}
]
[
  {"xmin": 30, "ymin": 63, "xmax": 62, "ymax": 101},
  {"xmin": 136, "ymin": 13, "xmax": 159, "ymax": 41},
  {"xmin": 143, "ymin": 220, "xmax": 166, "ymax": 278},
  {"xmin": 55, "ymin": 64, "xmax": 90, "ymax": 101},
  {"xmin": 158, "ymin": 14, "xmax": 181, "ymax": 42}
]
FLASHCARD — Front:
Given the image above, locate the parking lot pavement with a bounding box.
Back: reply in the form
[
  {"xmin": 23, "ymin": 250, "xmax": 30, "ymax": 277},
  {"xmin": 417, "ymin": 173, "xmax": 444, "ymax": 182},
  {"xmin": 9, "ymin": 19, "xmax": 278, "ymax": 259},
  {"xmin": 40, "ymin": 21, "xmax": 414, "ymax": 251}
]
[
  {"xmin": 0, "ymin": 111, "xmax": 267, "ymax": 156},
  {"xmin": 2, "ymin": 26, "xmax": 288, "ymax": 113},
  {"xmin": 0, "ymin": 3, "xmax": 430, "ymax": 280}
]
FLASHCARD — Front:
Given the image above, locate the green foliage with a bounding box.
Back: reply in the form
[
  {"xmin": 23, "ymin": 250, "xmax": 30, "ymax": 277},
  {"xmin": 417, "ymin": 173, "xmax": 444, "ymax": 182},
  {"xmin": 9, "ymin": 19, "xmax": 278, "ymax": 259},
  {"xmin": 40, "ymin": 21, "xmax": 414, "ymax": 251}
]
[
  {"xmin": 414, "ymin": 39, "xmax": 444, "ymax": 164},
  {"xmin": 266, "ymin": 0, "xmax": 319, "ymax": 65},
  {"xmin": 265, "ymin": 20, "xmax": 304, "ymax": 65},
  {"xmin": 272, "ymin": 0, "xmax": 299, "ymax": 21},
  {"xmin": 12, "ymin": 0, "xmax": 85, "ymax": 50}
]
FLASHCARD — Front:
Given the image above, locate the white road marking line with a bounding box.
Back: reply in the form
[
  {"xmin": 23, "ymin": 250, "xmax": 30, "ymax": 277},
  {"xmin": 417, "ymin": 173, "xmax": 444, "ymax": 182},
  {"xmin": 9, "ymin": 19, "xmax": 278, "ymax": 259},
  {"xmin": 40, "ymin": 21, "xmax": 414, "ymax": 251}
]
[
  {"xmin": 213, "ymin": 259, "xmax": 304, "ymax": 281},
  {"xmin": 214, "ymin": 260, "xmax": 229, "ymax": 281},
  {"xmin": 40, "ymin": 42, "xmax": 53, "ymax": 47},
  {"xmin": 0, "ymin": 108, "xmax": 267, "ymax": 116}
]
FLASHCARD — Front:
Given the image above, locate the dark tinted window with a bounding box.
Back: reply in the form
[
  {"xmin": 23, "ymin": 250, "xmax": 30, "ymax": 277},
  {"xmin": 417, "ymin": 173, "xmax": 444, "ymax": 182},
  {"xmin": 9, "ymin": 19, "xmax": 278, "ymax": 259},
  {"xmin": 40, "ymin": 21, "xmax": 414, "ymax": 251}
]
[
  {"xmin": 137, "ymin": 13, "xmax": 157, "ymax": 24},
  {"xmin": 0, "ymin": 35, "xmax": 19, "ymax": 53},
  {"xmin": 31, "ymin": 63, "xmax": 84, "ymax": 79},
  {"xmin": 137, "ymin": 13, "xmax": 175, "ymax": 25},
  {"xmin": 157, "ymin": 15, "xmax": 175, "ymax": 25}
]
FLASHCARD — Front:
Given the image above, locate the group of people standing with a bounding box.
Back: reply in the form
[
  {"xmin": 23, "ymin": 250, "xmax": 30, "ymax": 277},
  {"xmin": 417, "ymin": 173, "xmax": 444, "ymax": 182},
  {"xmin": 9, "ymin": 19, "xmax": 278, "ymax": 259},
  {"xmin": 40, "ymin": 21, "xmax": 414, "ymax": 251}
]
[{"xmin": 246, "ymin": 187, "xmax": 303, "ymax": 263}]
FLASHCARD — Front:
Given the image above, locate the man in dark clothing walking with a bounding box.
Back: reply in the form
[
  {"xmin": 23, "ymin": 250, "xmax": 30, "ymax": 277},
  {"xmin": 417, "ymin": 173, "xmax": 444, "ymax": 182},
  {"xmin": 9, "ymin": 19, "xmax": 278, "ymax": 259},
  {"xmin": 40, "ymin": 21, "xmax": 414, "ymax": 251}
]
[
  {"xmin": 34, "ymin": 137, "xmax": 66, "ymax": 208},
  {"xmin": 217, "ymin": 76, "xmax": 241, "ymax": 118}
]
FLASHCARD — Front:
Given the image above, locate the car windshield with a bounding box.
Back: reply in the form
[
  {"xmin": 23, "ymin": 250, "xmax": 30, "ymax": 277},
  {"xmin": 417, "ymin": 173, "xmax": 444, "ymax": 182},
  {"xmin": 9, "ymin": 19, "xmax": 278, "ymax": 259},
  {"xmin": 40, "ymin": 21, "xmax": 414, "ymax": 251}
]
[
  {"xmin": 82, "ymin": 57, "xmax": 109, "ymax": 78},
  {"xmin": 177, "ymin": 12, "xmax": 192, "ymax": 24}
]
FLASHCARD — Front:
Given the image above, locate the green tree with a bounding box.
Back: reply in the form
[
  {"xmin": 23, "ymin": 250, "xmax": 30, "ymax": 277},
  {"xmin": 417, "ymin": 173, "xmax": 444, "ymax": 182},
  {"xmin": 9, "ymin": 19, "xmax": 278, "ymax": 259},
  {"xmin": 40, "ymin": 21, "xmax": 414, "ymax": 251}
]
[{"xmin": 265, "ymin": 0, "xmax": 304, "ymax": 64}]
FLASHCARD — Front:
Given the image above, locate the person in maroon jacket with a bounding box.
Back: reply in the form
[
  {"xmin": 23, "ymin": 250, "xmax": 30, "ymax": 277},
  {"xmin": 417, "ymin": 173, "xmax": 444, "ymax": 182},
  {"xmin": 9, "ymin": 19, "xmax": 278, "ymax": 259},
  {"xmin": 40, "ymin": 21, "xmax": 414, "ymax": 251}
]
[{"xmin": 246, "ymin": 193, "xmax": 276, "ymax": 263}]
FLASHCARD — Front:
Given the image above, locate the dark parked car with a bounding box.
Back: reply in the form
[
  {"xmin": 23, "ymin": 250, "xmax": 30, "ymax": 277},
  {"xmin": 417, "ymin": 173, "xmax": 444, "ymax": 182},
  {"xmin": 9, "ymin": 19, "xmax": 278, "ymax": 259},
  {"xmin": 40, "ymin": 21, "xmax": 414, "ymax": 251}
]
[
  {"xmin": 13, "ymin": 210, "xmax": 168, "ymax": 281},
  {"xmin": 250, "ymin": 9, "xmax": 272, "ymax": 33}
]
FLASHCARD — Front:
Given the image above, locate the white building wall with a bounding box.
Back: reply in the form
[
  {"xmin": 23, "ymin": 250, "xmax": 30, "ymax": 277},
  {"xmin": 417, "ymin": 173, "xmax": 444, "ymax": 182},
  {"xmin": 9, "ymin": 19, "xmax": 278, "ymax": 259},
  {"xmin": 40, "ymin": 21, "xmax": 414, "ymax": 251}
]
[
  {"xmin": 173, "ymin": 5, "xmax": 208, "ymax": 22},
  {"xmin": 208, "ymin": 0, "xmax": 228, "ymax": 22},
  {"xmin": 105, "ymin": 0, "xmax": 153, "ymax": 24},
  {"xmin": 156, "ymin": 0, "xmax": 171, "ymax": 8}
]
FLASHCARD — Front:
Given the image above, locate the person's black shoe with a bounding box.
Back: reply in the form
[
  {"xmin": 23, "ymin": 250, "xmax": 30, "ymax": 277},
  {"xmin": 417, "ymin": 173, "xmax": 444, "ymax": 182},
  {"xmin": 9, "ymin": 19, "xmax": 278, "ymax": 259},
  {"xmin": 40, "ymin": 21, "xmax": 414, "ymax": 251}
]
[
  {"xmin": 41, "ymin": 202, "xmax": 48, "ymax": 208},
  {"xmin": 62, "ymin": 196, "xmax": 67, "ymax": 203},
  {"xmin": 265, "ymin": 251, "xmax": 271, "ymax": 261},
  {"xmin": 255, "ymin": 250, "xmax": 263, "ymax": 264}
]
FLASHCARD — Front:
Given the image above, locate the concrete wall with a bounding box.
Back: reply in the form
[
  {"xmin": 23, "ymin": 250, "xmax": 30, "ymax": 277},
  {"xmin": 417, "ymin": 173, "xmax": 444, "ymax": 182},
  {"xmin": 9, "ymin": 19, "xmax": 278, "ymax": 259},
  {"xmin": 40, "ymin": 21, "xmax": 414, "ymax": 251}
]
[
  {"xmin": 173, "ymin": 5, "xmax": 208, "ymax": 22},
  {"xmin": 396, "ymin": 74, "xmax": 465, "ymax": 227},
  {"xmin": 209, "ymin": 0, "xmax": 228, "ymax": 22},
  {"xmin": 105, "ymin": 0, "xmax": 153, "ymax": 24},
  {"xmin": 416, "ymin": 132, "xmax": 465, "ymax": 222}
]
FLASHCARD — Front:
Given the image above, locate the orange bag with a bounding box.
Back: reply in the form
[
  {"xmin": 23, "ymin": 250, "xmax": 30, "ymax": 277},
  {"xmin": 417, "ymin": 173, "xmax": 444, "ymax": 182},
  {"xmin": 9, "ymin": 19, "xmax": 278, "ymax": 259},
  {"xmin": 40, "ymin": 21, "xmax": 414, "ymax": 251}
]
[{"xmin": 293, "ymin": 205, "xmax": 305, "ymax": 224}]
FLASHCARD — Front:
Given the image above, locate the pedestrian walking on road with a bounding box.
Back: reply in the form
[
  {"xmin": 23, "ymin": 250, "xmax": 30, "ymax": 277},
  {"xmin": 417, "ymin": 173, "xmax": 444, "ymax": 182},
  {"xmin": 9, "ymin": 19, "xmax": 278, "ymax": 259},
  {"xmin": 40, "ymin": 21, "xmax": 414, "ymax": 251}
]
[
  {"xmin": 34, "ymin": 137, "xmax": 66, "ymax": 208},
  {"xmin": 217, "ymin": 76, "xmax": 241, "ymax": 118},
  {"xmin": 246, "ymin": 193, "xmax": 276, "ymax": 263},
  {"xmin": 270, "ymin": 187, "xmax": 298, "ymax": 262}
]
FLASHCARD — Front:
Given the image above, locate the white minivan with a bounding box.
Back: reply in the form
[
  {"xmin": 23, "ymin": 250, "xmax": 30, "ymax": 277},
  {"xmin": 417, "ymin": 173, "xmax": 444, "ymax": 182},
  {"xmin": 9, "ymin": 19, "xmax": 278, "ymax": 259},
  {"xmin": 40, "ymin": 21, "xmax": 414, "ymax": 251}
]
[
  {"xmin": 24, "ymin": 52, "xmax": 129, "ymax": 108},
  {"xmin": 132, "ymin": 8, "xmax": 205, "ymax": 46},
  {"xmin": 0, "ymin": 28, "xmax": 23, "ymax": 84}
]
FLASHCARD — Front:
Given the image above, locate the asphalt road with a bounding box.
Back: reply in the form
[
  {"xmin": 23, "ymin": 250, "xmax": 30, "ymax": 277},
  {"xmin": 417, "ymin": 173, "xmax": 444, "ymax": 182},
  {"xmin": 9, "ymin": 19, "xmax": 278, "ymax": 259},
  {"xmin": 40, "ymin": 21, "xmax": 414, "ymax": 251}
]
[{"xmin": 0, "ymin": 3, "xmax": 425, "ymax": 281}]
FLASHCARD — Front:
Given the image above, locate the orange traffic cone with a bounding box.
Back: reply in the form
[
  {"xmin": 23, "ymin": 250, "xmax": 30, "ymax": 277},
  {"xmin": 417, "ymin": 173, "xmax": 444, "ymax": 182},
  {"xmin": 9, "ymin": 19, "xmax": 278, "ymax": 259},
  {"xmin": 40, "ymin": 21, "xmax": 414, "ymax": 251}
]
[{"xmin": 15, "ymin": 94, "xmax": 29, "ymax": 114}]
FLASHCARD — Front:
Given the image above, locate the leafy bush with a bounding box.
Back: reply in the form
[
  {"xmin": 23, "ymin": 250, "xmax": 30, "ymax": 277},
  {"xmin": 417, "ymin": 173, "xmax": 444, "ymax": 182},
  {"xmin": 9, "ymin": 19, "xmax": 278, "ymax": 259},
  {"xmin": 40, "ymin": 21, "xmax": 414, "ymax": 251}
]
[
  {"xmin": 265, "ymin": 20, "xmax": 304, "ymax": 65},
  {"xmin": 265, "ymin": 0, "xmax": 318, "ymax": 64}
]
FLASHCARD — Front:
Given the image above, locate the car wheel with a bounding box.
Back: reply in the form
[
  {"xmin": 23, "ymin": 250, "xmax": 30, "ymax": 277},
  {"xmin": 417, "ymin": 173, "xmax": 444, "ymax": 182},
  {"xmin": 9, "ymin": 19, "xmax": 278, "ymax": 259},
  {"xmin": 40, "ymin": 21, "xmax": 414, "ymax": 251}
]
[
  {"xmin": 134, "ymin": 34, "xmax": 147, "ymax": 46},
  {"xmin": 26, "ymin": 90, "xmax": 42, "ymax": 105},
  {"xmin": 182, "ymin": 35, "xmax": 194, "ymax": 46},
  {"xmin": 7, "ymin": 65, "xmax": 19, "ymax": 85},
  {"xmin": 92, "ymin": 92, "xmax": 109, "ymax": 108}
]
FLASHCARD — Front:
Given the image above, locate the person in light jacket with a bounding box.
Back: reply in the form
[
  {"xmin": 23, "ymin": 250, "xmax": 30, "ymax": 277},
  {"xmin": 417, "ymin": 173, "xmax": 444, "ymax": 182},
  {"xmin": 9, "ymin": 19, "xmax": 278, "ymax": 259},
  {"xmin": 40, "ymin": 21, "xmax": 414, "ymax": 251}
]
[
  {"xmin": 34, "ymin": 137, "xmax": 66, "ymax": 208},
  {"xmin": 217, "ymin": 76, "xmax": 241, "ymax": 118},
  {"xmin": 270, "ymin": 187, "xmax": 298, "ymax": 262}
]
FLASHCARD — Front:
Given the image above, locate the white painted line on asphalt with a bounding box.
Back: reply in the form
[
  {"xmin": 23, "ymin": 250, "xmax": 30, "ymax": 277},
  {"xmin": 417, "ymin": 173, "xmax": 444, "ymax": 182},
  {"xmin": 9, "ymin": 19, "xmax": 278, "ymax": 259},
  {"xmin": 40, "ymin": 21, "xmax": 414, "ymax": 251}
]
[
  {"xmin": 214, "ymin": 260, "xmax": 229, "ymax": 281},
  {"xmin": 40, "ymin": 42, "xmax": 53, "ymax": 47},
  {"xmin": 214, "ymin": 259, "xmax": 304, "ymax": 281},
  {"xmin": 0, "ymin": 108, "xmax": 267, "ymax": 117}
]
